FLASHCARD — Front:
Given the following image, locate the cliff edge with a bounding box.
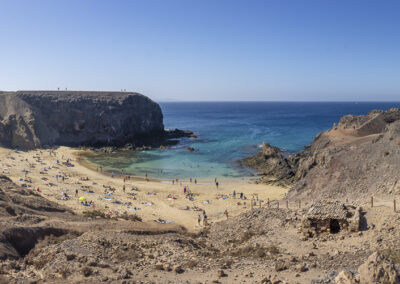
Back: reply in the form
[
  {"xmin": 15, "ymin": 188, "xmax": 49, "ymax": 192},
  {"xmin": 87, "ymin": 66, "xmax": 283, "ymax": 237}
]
[
  {"xmin": 0, "ymin": 91, "xmax": 164, "ymax": 148},
  {"xmin": 245, "ymin": 108, "xmax": 400, "ymax": 199}
]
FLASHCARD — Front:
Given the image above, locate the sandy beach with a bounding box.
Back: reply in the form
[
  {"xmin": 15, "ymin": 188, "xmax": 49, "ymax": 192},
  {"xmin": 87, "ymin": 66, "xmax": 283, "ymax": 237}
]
[{"xmin": 0, "ymin": 146, "xmax": 287, "ymax": 231}]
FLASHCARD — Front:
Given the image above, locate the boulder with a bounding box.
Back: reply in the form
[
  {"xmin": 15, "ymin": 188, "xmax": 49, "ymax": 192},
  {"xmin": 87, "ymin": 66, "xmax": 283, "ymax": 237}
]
[
  {"xmin": 335, "ymin": 271, "xmax": 356, "ymax": 284},
  {"xmin": 357, "ymin": 252, "xmax": 400, "ymax": 284}
]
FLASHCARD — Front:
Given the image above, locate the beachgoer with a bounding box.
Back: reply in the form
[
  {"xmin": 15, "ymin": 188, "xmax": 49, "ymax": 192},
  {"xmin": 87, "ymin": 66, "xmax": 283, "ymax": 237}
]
[
  {"xmin": 112, "ymin": 172, "xmax": 114, "ymax": 178},
  {"xmin": 198, "ymin": 214, "xmax": 201, "ymax": 226},
  {"xmin": 194, "ymin": 179, "xmax": 197, "ymax": 184},
  {"xmin": 202, "ymin": 210, "xmax": 207, "ymax": 226},
  {"xmin": 75, "ymin": 189, "xmax": 78, "ymax": 197},
  {"xmin": 233, "ymin": 190, "xmax": 236, "ymax": 198},
  {"xmin": 123, "ymin": 185, "xmax": 125, "ymax": 193},
  {"xmin": 224, "ymin": 209, "xmax": 228, "ymax": 219},
  {"xmin": 190, "ymin": 178, "xmax": 192, "ymax": 183},
  {"xmin": 216, "ymin": 181, "xmax": 219, "ymax": 189}
]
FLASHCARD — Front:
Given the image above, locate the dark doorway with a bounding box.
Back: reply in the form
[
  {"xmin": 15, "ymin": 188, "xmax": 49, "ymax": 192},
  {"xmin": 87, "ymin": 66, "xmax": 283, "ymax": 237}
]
[{"xmin": 330, "ymin": 219, "xmax": 340, "ymax": 233}]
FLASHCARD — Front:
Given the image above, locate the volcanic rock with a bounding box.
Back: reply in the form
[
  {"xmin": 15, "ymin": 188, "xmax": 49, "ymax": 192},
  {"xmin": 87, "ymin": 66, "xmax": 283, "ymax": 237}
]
[{"xmin": 0, "ymin": 91, "xmax": 164, "ymax": 149}]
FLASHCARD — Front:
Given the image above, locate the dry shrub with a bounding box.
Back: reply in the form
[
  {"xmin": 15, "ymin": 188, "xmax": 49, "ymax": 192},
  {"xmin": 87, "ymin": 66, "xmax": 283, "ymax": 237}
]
[
  {"xmin": 33, "ymin": 255, "xmax": 51, "ymax": 269},
  {"xmin": 230, "ymin": 244, "xmax": 279, "ymax": 259},
  {"xmin": 83, "ymin": 210, "xmax": 105, "ymax": 218},
  {"xmin": 240, "ymin": 230, "xmax": 256, "ymax": 242},
  {"xmin": 81, "ymin": 266, "xmax": 92, "ymax": 277},
  {"xmin": 57, "ymin": 267, "xmax": 69, "ymax": 279},
  {"xmin": 119, "ymin": 212, "xmax": 142, "ymax": 222},
  {"xmin": 184, "ymin": 259, "xmax": 198, "ymax": 269},
  {"xmin": 382, "ymin": 249, "xmax": 400, "ymax": 264}
]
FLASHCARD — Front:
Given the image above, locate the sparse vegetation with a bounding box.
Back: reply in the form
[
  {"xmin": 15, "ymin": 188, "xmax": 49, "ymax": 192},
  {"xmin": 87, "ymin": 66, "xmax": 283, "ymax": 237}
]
[
  {"xmin": 382, "ymin": 249, "xmax": 400, "ymax": 264},
  {"xmin": 229, "ymin": 244, "xmax": 279, "ymax": 258},
  {"xmin": 118, "ymin": 212, "xmax": 142, "ymax": 222},
  {"xmin": 81, "ymin": 266, "xmax": 93, "ymax": 277},
  {"xmin": 83, "ymin": 210, "xmax": 106, "ymax": 218},
  {"xmin": 184, "ymin": 259, "xmax": 198, "ymax": 269}
]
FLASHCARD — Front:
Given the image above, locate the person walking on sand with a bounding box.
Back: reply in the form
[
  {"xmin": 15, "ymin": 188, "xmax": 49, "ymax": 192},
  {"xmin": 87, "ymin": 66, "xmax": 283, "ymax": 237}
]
[
  {"xmin": 198, "ymin": 214, "xmax": 201, "ymax": 226},
  {"xmin": 233, "ymin": 190, "xmax": 236, "ymax": 199},
  {"xmin": 224, "ymin": 209, "xmax": 228, "ymax": 220},
  {"xmin": 202, "ymin": 210, "xmax": 207, "ymax": 226},
  {"xmin": 75, "ymin": 189, "xmax": 78, "ymax": 197},
  {"xmin": 194, "ymin": 179, "xmax": 197, "ymax": 184},
  {"xmin": 123, "ymin": 185, "xmax": 125, "ymax": 193},
  {"xmin": 216, "ymin": 181, "xmax": 219, "ymax": 189}
]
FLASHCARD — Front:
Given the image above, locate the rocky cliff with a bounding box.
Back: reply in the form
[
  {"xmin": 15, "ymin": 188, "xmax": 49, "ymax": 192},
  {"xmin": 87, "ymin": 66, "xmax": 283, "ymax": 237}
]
[
  {"xmin": 245, "ymin": 108, "xmax": 400, "ymax": 199},
  {"xmin": 0, "ymin": 91, "xmax": 165, "ymax": 149}
]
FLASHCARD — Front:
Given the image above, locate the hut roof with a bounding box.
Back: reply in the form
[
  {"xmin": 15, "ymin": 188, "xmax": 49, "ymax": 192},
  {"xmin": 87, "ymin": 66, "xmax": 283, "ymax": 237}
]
[{"xmin": 306, "ymin": 201, "xmax": 348, "ymax": 220}]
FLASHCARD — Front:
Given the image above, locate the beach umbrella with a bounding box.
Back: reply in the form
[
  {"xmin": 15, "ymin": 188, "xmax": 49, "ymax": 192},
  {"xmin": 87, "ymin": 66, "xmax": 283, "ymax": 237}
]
[{"xmin": 79, "ymin": 197, "xmax": 86, "ymax": 201}]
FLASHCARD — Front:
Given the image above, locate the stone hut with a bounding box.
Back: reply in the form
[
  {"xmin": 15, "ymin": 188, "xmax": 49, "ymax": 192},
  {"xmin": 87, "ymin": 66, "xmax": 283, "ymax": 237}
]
[{"xmin": 300, "ymin": 201, "xmax": 361, "ymax": 238}]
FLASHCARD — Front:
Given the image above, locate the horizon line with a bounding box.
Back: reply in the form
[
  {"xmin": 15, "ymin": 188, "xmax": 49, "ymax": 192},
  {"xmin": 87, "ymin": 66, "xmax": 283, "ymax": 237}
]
[{"xmin": 157, "ymin": 100, "xmax": 400, "ymax": 103}]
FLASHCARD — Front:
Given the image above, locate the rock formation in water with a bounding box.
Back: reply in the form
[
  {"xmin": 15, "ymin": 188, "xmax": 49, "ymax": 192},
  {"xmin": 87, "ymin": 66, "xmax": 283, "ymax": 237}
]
[
  {"xmin": 0, "ymin": 91, "xmax": 165, "ymax": 149},
  {"xmin": 245, "ymin": 108, "xmax": 400, "ymax": 199}
]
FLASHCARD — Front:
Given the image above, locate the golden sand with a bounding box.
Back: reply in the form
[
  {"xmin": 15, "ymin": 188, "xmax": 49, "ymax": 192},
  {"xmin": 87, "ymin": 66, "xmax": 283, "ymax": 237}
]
[{"xmin": 0, "ymin": 146, "xmax": 288, "ymax": 231}]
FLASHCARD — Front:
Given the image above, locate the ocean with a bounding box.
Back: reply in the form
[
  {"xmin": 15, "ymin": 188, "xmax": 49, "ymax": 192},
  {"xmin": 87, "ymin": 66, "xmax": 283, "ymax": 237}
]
[{"xmin": 85, "ymin": 102, "xmax": 400, "ymax": 181}]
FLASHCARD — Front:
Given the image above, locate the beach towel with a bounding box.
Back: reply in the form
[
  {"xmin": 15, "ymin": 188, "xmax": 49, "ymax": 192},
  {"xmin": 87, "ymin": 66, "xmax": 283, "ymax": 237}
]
[{"xmin": 102, "ymin": 197, "xmax": 112, "ymax": 201}]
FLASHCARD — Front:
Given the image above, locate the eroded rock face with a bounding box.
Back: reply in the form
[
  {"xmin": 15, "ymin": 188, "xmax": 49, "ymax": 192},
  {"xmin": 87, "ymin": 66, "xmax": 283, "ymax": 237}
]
[
  {"xmin": 241, "ymin": 142, "xmax": 305, "ymax": 186},
  {"xmin": 335, "ymin": 251, "xmax": 400, "ymax": 284},
  {"xmin": 0, "ymin": 91, "xmax": 164, "ymax": 148},
  {"xmin": 245, "ymin": 108, "xmax": 400, "ymax": 199},
  {"xmin": 357, "ymin": 251, "xmax": 400, "ymax": 284}
]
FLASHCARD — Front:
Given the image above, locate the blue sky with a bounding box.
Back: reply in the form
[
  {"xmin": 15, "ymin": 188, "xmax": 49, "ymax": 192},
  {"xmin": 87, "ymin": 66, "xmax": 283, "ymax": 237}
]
[{"xmin": 0, "ymin": 0, "xmax": 399, "ymax": 101}]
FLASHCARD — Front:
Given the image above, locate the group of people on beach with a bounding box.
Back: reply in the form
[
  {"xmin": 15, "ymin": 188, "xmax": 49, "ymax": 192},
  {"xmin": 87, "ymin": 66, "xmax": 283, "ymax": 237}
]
[
  {"xmin": 197, "ymin": 210, "xmax": 208, "ymax": 226},
  {"xmin": 2, "ymin": 149, "xmax": 263, "ymax": 231}
]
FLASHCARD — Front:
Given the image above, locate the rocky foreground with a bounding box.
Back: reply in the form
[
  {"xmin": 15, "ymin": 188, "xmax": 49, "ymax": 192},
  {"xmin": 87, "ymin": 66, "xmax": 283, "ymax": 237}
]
[
  {"xmin": 0, "ymin": 175, "xmax": 399, "ymax": 283},
  {"xmin": 244, "ymin": 108, "xmax": 400, "ymax": 200}
]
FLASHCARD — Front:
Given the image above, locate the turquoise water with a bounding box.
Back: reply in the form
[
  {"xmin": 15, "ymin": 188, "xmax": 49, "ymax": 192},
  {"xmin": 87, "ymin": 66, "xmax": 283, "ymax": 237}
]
[{"xmin": 86, "ymin": 102, "xmax": 400, "ymax": 180}]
